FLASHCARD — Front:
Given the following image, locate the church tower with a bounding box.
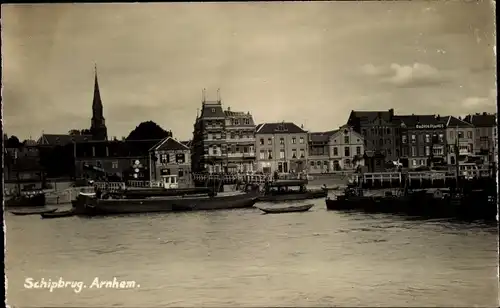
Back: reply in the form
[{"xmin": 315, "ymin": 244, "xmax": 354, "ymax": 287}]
[{"xmin": 90, "ymin": 65, "xmax": 108, "ymax": 141}]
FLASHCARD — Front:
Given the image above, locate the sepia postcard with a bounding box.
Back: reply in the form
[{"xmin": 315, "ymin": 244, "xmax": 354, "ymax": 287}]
[{"xmin": 2, "ymin": 2, "xmax": 498, "ymax": 307}]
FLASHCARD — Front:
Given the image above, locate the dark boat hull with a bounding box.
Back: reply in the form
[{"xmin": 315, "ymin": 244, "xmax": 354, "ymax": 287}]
[
  {"xmin": 257, "ymin": 190, "xmax": 327, "ymax": 202},
  {"xmin": 5, "ymin": 194, "xmax": 46, "ymax": 208},
  {"xmin": 326, "ymin": 190, "xmax": 497, "ymax": 221},
  {"xmin": 258, "ymin": 204, "xmax": 314, "ymax": 214},
  {"xmin": 41, "ymin": 209, "xmax": 76, "ymax": 219},
  {"xmin": 75, "ymin": 192, "xmax": 258, "ymax": 216},
  {"xmin": 10, "ymin": 208, "xmax": 57, "ymax": 216}
]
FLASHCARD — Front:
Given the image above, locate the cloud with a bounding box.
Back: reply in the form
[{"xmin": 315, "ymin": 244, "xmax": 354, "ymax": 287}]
[
  {"xmin": 461, "ymin": 89, "xmax": 497, "ymax": 111},
  {"xmin": 360, "ymin": 62, "xmax": 446, "ymax": 87}
]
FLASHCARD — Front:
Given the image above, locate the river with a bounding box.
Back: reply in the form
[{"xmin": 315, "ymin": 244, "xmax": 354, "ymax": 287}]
[{"xmin": 5, "ymin": 198, "xmax": 498, "ymax": 307}]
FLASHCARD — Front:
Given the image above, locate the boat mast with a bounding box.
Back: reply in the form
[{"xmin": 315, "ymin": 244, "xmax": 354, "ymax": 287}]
[{"xmin": 454, "ymin": 125, "xmax": 460, "ymax": 189}]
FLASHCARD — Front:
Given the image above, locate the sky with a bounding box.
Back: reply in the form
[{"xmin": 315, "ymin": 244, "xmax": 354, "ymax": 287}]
[{"xmin": 2, "ymin": 1, "xmax": 497, "ymax": 141}]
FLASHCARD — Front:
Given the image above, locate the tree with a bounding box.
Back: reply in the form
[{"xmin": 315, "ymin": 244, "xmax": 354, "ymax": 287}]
[
  {"xmin": 5, "ymin": 135, "xmax": 21, "ymax": 148},
  {"xmin": 126, "ymin": 121, "xmax": 172, "ymax": 141},
  {"xmin": 69, "ymin": 129, "xmax": 81, "ymax": 136},
  {"xmin": 80, "ymin": 129, "xmax": 92, "ymax": 135}
]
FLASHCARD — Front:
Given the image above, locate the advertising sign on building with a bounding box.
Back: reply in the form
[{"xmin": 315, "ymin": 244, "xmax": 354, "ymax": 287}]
[{"xmin": 415, "ymin": 124, "xmax": 445, "ymax": 130}]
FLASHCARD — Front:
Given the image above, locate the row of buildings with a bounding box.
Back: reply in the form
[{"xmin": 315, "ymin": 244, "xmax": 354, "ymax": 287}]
[
  {"xmin": 4, "ymin": 68, "xmax": 497, "ymax": 189},
  {"xmin": 191, "ymin": 101, "xmax": 497, "ymax": 175}
]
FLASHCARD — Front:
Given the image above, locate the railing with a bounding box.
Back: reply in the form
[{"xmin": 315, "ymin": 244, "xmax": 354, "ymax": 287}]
[
  {"xmin": 192, "ymin": 173, "xmax": 272, "ymax": 184},
  {"xmin": 227, "ymin": 152, "xmax": 256, "ymax": 158},
  {"xmin": 226, "ymin": 137, "xmax": 255, "ymax": 143}
]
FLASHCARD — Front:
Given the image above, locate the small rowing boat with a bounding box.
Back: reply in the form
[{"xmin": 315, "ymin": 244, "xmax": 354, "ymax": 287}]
[
  {"xmin": 10, "ymin": 208, "xmax": 57, "ymax": 216},
  {"xmin": 41, "ymin": 209, "xmax": 76, "ymax": 219},
  {"xmin": 257, "ymin": 203, "xmax": 314, "ymax": 214}
]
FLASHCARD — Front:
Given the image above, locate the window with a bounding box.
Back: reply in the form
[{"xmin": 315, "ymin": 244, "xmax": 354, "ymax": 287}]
[
  {"xmin": 438, "ymin": 134, "xmax": 444, "ymax": 143},
  {"xmin": 267, "ymin": 138, "xmax": 272, "ymax": 145},
  {"xmin": 260, "ymin": 138, "xmax": 264, "ymax": 145},
  {"xmin": 450, "ymin": 131, "xmax": 454, "ymax": 138},
  {"xmin": 280, "ymin": 138, "xmax": 284, "ymax": 145},
  {"xmin": 112, "ymin": 161, "xmax": 118, "ymax": 169},
  {"xmin": 402, "ymin": 135, "xmax": 408, "ymax": 144},
  {"xmin": 356, "ymin": 146, "xmax": 361, "ymax": 155},
  {"xmin": 412, "ymin": 159, "xmax": 417, "ymax": 166},
  {"xmin": 299, "ymin": 137, "xmax": 304, "ymax": 144},
  {"xmin": 178, "ymin": 169, "xmax": 184, "ymax": 177},
  {"xmin": 411, "ymin": 146, "xmax": 417, "ymax": 157},
  {"xmin": 344, "ymin": 136, "xmax": 349, "ymax": 144},
  {"xmin": 316, "ymin": 161, "xmax": 321, "ymax": 166},
  {"xmin": 467, "ymin": 131, "xmax": 472, "ymax": 138},
  {"xmin": 211, "ymin": 108, "xmax": 216, "ymax": 113},
  {"xmin": 458, "ymin": 131, "xmax": 464, "ymax": 139},
  {"xmin": 259, "ymin": 150, "xmax": 265, "ymax": 160},
  {"xmin": 244, "ymin": 118, "xmax": 250, "ymax": 125},
  {"xmin": 234, "ymin": 119, "xmax": 240, "ymax": 125},
  {"xmin": 176, "ymin": 154, "xmax": 185, "ymax": 163},
  {"xmin": 207, "ymin": 133, "xmax": 213, "ymax": 140},
  {"xmin": 310, "ymin": 161, "xmax": 315, "ymax": 167},
  {"xmin": 279, "ymin": 149, "xmax": 285, "ymax": 159},
  {"xmin": 333, "ymin": 147, "xmax": 338, "ymax": 156},
  {"xmin": 379, "ymin": 139, "xmax": 383, "ymax": 146},
  {"xmin": 230, "ymin": 132, "xmax": 235, "ymax": 139},
  {"xmin": 292, "ymin": 149, "xmax": 297, "ymax": 158},
  {"xmin": 160, "ymin": 154, "xmax": 169, "ymax": 163},
  {"xmin": 300, "ymin": 149, "xmax": 305, "ymax": 158},
  {"xmin": 411, "ymin": 135, "xmax": 416, "ymax": 143},
  {"xmin": 425, "ymin": 134, "xmax": 430, "ymax": 143},
  {"xmin": 292, "ymin": 137, "xmax": 296, "ymax": 144},
  {"xmin": 425, "ymin": 146, "xmax": 430, "ymax": 156},
  {"xmin": 268, "ymin": 151, "xmax": 273, "ymax": 159},
  {"xmin": 344, "ymin": 146, "xmax": 350, "ymax": 157},
  {"xmin": 388, "ymin": 149, "xmax": 392, "ymax": 155},
  {"xmin": 324, "ymin": 161, "xmax": 328, "ymax": 166},
  {"xmin": 386, "ymin": 128, "xmax": 391, "ymax": 134}
]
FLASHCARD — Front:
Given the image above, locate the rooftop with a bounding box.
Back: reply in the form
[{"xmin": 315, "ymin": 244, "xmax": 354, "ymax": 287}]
[{"xmin": 256, "ymin": 122, "xmax": 306, "ymax": 134}]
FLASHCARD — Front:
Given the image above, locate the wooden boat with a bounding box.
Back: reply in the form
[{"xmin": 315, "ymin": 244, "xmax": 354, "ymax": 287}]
[
  {"xmin": 41, "ymin": 209, "xmax": 76, "ymax": 219},
  {"xmin": 258, "ymin": 203, "xmax": 314, "ymax": 214},
  {"xmin": 257, "ymin": 179, "xmax": 327, "ymax": 202},
  {"xmin": 113, "ymin": 187, "xmax": 215, "ymax": 199},
  {"xmin": 5, "ymin": 192, "xmax": 46, "ymax": 208},
  {"xmin": 10, "ymin": 208, "xmax": 57, "ymax": 216},
  {"xmin": 73, "ymin": 191, "xmax": 258, "ymax": 216}
]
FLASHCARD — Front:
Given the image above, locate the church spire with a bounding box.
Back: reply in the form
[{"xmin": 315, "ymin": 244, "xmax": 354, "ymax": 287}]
[
  {"xmin": 92, "ymin": 64, "xmax": 102, "ymax": 113},
  {"xmin": 90, "ymin": 64, "xmax": 107, "ymax": 141}
]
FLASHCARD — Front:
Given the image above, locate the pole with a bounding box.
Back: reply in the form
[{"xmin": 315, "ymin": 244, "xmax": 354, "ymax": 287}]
[{"xmin": 454, "ymin": 125, "xmax": 460, "ymax": 188}]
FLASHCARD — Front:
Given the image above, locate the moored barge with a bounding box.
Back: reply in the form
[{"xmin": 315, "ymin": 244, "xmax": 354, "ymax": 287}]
[
  {"xmin": 256, "ymin": 179, "xmax": 327, "ymax": 202},
  {"xmin": 72, "ymin": 189, "xmax": 259, "ymax": 216}
]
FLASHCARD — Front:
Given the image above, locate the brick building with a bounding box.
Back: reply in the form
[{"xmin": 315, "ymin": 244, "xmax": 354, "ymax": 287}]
[
  {"xmin": 308, "ymin": 131, "xmax": 335, "ymax": 174},
  {"xmin": 149, "ymin": 137, "xmax": 191, "ymax": 186},
  {"xmin": 224, "ymin": 107, "xmax": 256, "ymax": 173},
  {"xmin": 191, "ymin": 91, "xmax": 257, "ymax": 173},
  {"xmin": 74, "ymin": 139, "xmax": 161, "ymax": 181},
  {"xmin": 328, "ymin": 125, "xmax": 365, "ymax": 171},
  {"xmin": 255, "ymin": 122, "xmax": 308, "ymax": 174},
  {"xmin": 464, "ymin": 112, "xmax": 497, "ymax": 163},
  {"xmin": 394, "ymin": 115, "xmax": 447, "ymax": 168},
  {"xmin": 347, "ymin": 109, "xmax": 399, "ymax": 161},
  {"xmin": 444, "ymin": 116, "xmax": 476, "ymax": 165}
]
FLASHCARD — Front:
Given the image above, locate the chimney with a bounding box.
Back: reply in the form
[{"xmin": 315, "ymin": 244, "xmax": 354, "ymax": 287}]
[
  {"xmin": 389, "ymin": 108, "xmax": 394, "ymax": 118},
  {"xmin": 227, "ymin": 107, "xmax": 231, "ymax": 111}
]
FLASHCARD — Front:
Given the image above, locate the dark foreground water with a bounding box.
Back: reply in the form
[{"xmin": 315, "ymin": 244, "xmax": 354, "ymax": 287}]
[{"xmin": 6, "ymin": 198, "xmax": 499, "ymax": 307}]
